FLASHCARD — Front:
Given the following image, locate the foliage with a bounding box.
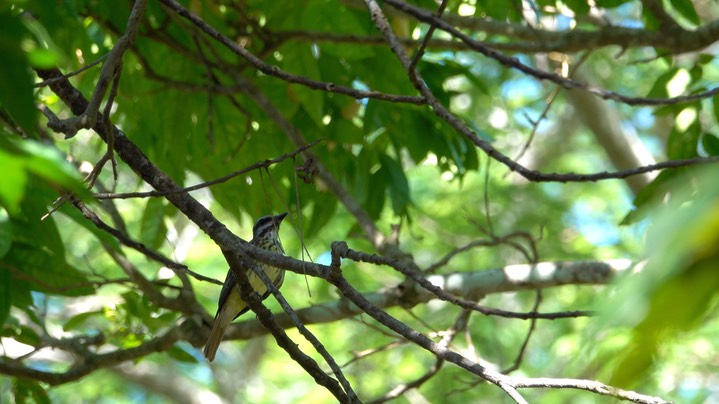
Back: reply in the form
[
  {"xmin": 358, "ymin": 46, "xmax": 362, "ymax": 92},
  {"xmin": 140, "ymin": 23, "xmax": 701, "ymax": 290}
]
[{"xmin": 1, "ymin": 0, "xmax": 719, "ymax": 402}]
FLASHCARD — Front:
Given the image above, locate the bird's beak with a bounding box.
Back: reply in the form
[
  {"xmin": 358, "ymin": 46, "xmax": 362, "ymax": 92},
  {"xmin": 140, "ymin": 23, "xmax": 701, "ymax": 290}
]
[{"xmin": 274, "ymin": 212, "xmax": 288, "ymax": 223}]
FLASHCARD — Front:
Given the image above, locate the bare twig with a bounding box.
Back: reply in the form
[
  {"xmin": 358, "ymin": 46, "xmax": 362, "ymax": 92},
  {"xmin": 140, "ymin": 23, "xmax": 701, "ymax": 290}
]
[
  {"xmin": 93, "ymin": 140, "xmax": 324, "ymax": 200},
  {"xmin": 72, "ymin": 199, "xmax": 220, "ymax": 285},
  {"xmin": 510, "ymin": 376, "xmax": 670, "ymax": 403},
  {"xmin": 34, "ymin": 54, "xmax": 109, "ymax": 88},
  {"xmin": 407, "ymin": 0, "xmax": 448, "ymax": 72},
  {"xmin": 503, "ymin": 290, "xmax": 542, "ymax": 374}
]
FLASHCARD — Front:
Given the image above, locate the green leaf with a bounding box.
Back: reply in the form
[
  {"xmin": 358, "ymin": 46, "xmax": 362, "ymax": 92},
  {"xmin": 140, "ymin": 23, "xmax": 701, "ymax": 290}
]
[
  {"xmin": 5, "ymin": 243, "xmax": 94, "ymax": 296},
  {"xmin": 58, "ymin": 204, "xmax": 122, "ymax": 251},
  {"xmin": 13, "ymin": 378, "xmax": 50, "ymax": 404},
  {"xmin": 701, "ymin": 133, "xmax": 719, "ymax": 156},
  {"xmin": 121, "ymin": 290, "xmax": 146, "ymax": 319},
  {"xmin": 667, "ymin": 0, "xmax": 700, "ymax": 25},
  {"xmin": 3, "ymin": 186, "xmax": 93, "ymax": 296},
  {"xmin": 0, "ymin": 11, "xmax": 37, "ymax": 137},
  {"xmin": 27, "ymin": 48, "xmax": 60, "ymax": 69},
  {"xmin": 365, "ymin": 170, "xmax": 386, "ymax": 220},
  {"xmin": 605, "ymin": 167, "xmax": 719, "ymax": 386},
  {"xmin": 607, "ymin": 167, "xmax": 719, "ymax": 386},
  {"xmin": 0, "ymin": 207, "xmax": 12, "ymax": 259},
  {"xmin": 63, "ymin": 310, "xmax": 104, "ymax": 331},
  {"xmin": 281, "ymin": 44, "xmax": 324, "ymax": 127},
  {"xmin": 0, "ymin": 137, "xmax": 90, "ymax": 214},
  {"xmin": 140, "ymin": 197, "xmax": 168, "ymax": 250},
  {"xmin": 16, "ymin": 325, "xmax": 40, "ymax": 346},
  {"xmin": 303, "ymin": 1, "xmax": 374, "ymax": 60},
  {"xmin": 621, "ymin": 169, "xmax": 679, "ymax": 225},
  {"xmin": 476, "ymin": 0, "xmax": 523, "ymax": 21},
  {"xmin": 641, "ymin": 4, "xmax": 660, "ymax": 30},
  {"xmin": 20, "ymin": 141, "xmax": 90, "ymax": 198},
  {"xmin": 120, "ymin": 290, "xmax": 165, "ymax": 331},
  {"xmin": 167, "ymin": 344, "xmax": 198, "ymax": 363},
  {"xmin": 0, "ymin": 269, "xmax": 10, "ymax": 329},
  {"xmin": 563, "ymin": 0, "xmax": 591, "ymax": 15},
  {"xmin": 380, "ymin": 153, "xmax": 410, "ymax": 216},
  {"xmin": 666, "ymin": 119, "xmax": 700, "ymax": 159},
  {"xmin": 595, "ymin": 0, "xmax": 632, "ymax": 8},
  {"xmin": 0, "ymin": 146, "xmax": 29, "ymax": 214},
  {"xmin": 646, "ymin": 68, "xmax": 678, "ymax": 98},
  {"xmin": 306, "ymin": 197, "xmax": 338, "ymax": 238},
  {"xmin": 698, "ymin": 54, "xmax": 714, "ymax": 65}
]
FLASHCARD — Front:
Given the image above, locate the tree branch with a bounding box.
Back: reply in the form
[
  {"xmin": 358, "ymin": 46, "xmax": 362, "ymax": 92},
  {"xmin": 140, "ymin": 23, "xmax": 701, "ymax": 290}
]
[
  {"xmin": 47, "ymin": 0, "xmax": 147, "ymax": 138},
  {"xmin": 362, "ymin": 0, "xmax": 719, "ymax": 184},
  {"xmin": 381, "ymin": 0, "xmax": 719, "ymax": 106},
  {"xmin": 379, "ymin": 0, "xmax": 719, "ymax": 53}
]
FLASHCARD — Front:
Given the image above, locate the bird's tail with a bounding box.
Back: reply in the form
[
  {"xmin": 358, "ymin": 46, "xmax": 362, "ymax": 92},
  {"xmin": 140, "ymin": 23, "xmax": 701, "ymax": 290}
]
[{"xmin": 203, "ymin": 321, "xmax": 227, "ymax": 362}]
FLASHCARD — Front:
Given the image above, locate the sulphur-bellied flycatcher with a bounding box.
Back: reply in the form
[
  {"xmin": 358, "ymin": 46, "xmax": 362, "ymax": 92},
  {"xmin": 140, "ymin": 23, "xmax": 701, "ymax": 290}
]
[{"xmin": 203, "ymin": 212, "xmax": 288, "ymax": 362}]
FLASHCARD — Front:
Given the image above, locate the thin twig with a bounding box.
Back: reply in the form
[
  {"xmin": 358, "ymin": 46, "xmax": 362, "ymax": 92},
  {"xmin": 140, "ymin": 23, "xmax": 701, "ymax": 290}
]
[
  {"xmin": 34, "ymin": 54, "xmax": 109, "ymax": 88},
  {"xmin": 503, "ymin": 290, "xmax": 542, "ymax": 374},
  {"xmin": 407, "ymin": 0, "xmax": 448, "ymax": 73},
  {"xmin": 94, "ymin": 140, "xmax": 324, "ymax": 199},
  {"xmin": 73, "ymin": 199, "xmax": 221, "ymax": 285}
]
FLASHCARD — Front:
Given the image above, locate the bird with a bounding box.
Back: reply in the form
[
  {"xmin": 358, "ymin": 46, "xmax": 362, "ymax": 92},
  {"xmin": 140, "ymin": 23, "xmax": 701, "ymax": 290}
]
[{"xmin": 203, "ymin": 212, "xmax": 288, "ymax": 362}]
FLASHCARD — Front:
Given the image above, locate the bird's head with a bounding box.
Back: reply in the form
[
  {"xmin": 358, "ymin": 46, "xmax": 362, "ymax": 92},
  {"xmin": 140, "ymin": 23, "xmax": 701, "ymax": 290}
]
[{"xmin": 252, "ymin": 212, "xmax": 288, "ymax": 240}]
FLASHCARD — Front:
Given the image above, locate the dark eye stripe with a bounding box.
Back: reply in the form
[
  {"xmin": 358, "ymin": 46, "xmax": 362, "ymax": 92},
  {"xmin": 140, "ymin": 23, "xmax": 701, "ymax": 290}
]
[{"xmin": 252, "ymin": 215, "xmax": 276, "ymax": 237}]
